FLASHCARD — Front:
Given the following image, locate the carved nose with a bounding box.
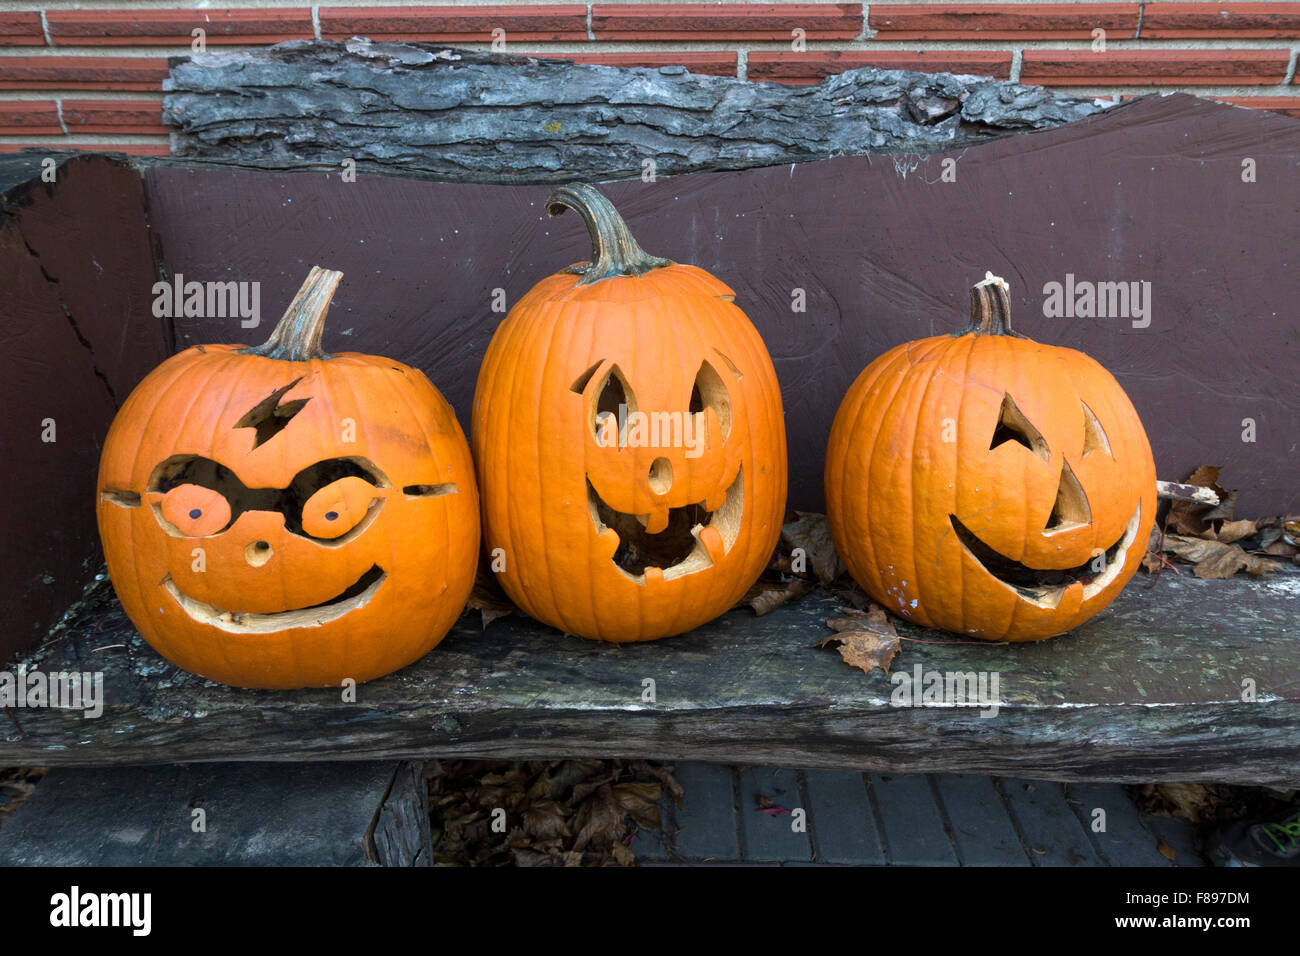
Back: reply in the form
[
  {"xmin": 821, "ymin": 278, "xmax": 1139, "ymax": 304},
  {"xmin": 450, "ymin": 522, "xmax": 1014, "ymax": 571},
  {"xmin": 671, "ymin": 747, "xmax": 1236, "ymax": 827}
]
[
  {"xmin": 648, "ymin": 457, "xmax": 673, "ymax": 495},
  {"xmin": 245, "ymin": 540, "xmax": 273, "ymax": 567}
]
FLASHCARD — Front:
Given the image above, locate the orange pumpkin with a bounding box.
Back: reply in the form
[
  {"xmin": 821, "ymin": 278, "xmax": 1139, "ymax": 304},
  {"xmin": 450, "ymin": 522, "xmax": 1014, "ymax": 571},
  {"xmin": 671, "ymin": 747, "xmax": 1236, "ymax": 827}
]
[
  {"xmin": 825, "ymin": 273, "xmax": 1155, "ymax": 642},
  {"xmin": 97, "ymin": 267, "xmax": 479, "ymax": 688},
  {"xmin": 472, "ymin": 184, "xmax": 787, "ymax": 641}
]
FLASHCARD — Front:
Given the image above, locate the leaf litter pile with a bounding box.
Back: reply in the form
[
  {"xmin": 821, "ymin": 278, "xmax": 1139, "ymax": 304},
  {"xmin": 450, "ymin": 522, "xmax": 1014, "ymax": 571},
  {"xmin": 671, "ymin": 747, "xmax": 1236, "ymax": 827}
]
[
  {"xmin": 0, "ymin": 767, "xmax": 45, "ymax": 831},
  {"xmin": 427, "ymin": 759, "xmax": 682, "ymax": 866},
  {"xmin": 1144, "ymin": 466, "xmax": 1298, "ymax": 581}
]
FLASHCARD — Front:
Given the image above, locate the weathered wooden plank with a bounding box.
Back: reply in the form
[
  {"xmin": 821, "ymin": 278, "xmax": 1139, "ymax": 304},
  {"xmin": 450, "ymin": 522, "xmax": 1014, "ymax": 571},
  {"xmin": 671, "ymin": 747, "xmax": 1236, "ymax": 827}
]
[
  {"xmin": 3, "ymin": 568, "xmax": 1298, "ymax": 783},
  {"xmin": 162, "ymin": 40, "xmax": 1107, "ymax": 183},
  {"xmin": 0, "ymin": 762, "xmax": 418, "ymax": 866}
]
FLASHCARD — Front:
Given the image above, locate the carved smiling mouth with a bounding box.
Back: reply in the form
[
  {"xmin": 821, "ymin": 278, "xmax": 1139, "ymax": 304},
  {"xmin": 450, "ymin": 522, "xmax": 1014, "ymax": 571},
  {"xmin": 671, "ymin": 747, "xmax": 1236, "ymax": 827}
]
[
  {"xmin": 950, "ymin": 502, "xmax": 1143, "ymax": 608},
  {"xmin": 586, "ymin": 467, "xmax": 744, "ymax": 584},
  {"xmin": 163, "ymin": 563, "xmax": 386, "ymax": 634}
]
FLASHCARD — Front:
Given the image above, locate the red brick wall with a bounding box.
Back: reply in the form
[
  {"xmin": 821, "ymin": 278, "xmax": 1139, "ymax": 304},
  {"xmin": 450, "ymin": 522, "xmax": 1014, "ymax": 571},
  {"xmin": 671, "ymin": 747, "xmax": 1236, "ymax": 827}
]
[{"xmin": 2, "ymin": 2, "xmax": 1297, "ymax": 155}]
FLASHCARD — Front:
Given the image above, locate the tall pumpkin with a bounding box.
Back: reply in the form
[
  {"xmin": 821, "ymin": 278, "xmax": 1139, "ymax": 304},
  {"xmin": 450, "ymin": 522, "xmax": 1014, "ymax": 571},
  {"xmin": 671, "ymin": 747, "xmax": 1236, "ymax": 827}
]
[
  {"xmin": 825, "ymin": 273, "xmax": 1155, "ymax": 642},
  {"xmin": 472, "ymin": 184, "xmax": 787, "ymax": 641},
  {"xmin": 97, "ymin": 267, "xmax": 479, "ymax": 688}
]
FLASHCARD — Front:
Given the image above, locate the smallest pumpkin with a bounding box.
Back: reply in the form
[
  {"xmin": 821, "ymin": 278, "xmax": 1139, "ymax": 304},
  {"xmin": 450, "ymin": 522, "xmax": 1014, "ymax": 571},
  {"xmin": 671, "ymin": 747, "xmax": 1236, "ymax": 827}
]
[{"xmin": 825, "ymin": 273, "xmax": 1156, "ymax": 642}]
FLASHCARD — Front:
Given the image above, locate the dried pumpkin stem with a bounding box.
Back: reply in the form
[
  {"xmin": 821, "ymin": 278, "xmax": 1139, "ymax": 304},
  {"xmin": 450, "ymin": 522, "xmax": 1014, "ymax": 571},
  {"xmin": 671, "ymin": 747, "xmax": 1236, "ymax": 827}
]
[
  {"xmin": 956, "ymin": 271, "xmax": 1025, "ymax": 338},
  {"xmin": 546, "ymin": 183, "xmax": 673, "ymax": 285},
  {"xmin": 241, "ymin": 265, "xmax": 342, "ymax": 361}
]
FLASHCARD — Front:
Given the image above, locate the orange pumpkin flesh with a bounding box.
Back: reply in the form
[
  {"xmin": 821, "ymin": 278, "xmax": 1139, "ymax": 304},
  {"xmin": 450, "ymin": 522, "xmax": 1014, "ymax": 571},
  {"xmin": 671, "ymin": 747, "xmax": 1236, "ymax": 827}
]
[
  {"xmin": 472, "ymin": 184, "xmax": 787, "ymax": 641},
  {"xmin": 97, "ymin": 267, "xmax": 480, "ymax": 688},
  {"xmin": 825, "ymin": 273, "xmax": 1155, "ymax": 642}
]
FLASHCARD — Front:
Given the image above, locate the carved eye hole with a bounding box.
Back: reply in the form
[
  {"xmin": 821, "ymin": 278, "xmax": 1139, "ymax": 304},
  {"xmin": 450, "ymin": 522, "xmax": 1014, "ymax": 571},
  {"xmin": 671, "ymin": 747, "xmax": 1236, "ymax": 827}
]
[
  {"xmin": 689, "ymin": 360, "xmax": 732, "ymax": 442},
  {"xmin": 159, "ymin": 484, "xmax": 232, "ymax": 537},
  {"xmin": 576, "ymin": 364, "xmax": 635, "ymax": 448},
  {"xmin": 1044, "ymin": 460, "xmax": 1092, "ymax": 533},
  {"xmin": 989, "ymin": 393, "xmax": 1049, "ymax": 463},
  {"xmin": 301, "ymin": 476, "xmax": 380, "ymax": 540},
  {"xmin": 1081, "ymin": 402, "xmax": 1112, "ymax": 458}
]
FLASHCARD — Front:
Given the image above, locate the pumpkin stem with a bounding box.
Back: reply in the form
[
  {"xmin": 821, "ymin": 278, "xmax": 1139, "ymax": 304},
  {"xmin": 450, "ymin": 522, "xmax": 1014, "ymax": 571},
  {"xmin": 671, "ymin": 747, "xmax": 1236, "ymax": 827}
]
[
  {"xmin": 546, "ymin": 183, "xmax": 673, "ymax": 285},
  {"xmin": 241, "ymin": 266, "xmax": 342, "ymax": 360},
  {"xmin": 956, "ymin": 272, "xmax": 1025, "ymax": 338}
]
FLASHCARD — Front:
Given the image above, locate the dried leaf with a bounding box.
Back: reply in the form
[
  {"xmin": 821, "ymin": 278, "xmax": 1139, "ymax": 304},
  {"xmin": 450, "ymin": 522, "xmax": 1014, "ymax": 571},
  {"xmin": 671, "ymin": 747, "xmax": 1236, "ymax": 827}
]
[
  {"xmin": 780, "ymin": 512, "xmax": 846, "ymax": 585},
  {"xmin": 1212, "ymin": 519, "xmax": 1257, "ymax": 544},
  {"xmin": 572, "ymin": 784, "xmax": 625, "ymax": 852},
  {"xmin": 612, "ymin": 782, "xmax": 663, "ymax": 830},
  {"xmin": 1140, "ymin": 552, "xmax": 1164, "ymax": 573},
  {"xmin": 816, "ymin": 605, "xmax": 901, "ymax": 675},
  {"xmin": 1165, "ymin": 465, "xmax": 1229, "ymax": 536},
  {"xmin": 1157, "ymin": 839, "xmax": 1176, "ymax": 862},
  {"xmin": 466, "ymin": 567, "xmax": 516, "ymax": 630},
  {"xmin": 522, "ymin": 800, "xmax": 570, "ymax": 841},
  {"xmin": 1163, "ymin": 535, "xmax": 1278, "ymax": 579},
  {"xmin": 749, "ymin": 576, "xmax": 813, "ymax": 616}
]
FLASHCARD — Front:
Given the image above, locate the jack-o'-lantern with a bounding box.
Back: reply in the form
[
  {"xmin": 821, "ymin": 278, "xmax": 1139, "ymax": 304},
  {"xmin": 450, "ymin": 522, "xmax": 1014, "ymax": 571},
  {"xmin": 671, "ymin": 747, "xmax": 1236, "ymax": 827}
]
[
  {"xmin": 97, "ymin": 267, "xmax": 479, "ymax": 688},
  {"xmin": 472, "ymin": 184, "xmax": 787, "ymax": 641},
  {"xmin": 825, "ymin": 273, "xmax": 1155, "ymax": 642}
]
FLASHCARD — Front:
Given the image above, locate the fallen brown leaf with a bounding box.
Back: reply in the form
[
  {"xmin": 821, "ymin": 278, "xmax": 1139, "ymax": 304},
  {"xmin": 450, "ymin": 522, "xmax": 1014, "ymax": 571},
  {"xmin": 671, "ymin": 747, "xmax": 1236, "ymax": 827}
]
[
  {"xmin": 1157, "ymin": 839, "xmax": 1176, "ymax": 862},
  {"xmin": 1163, "ymin": 535, "xmax": 1278, "ymax": 579},
  {"xmin": 816, "ymin": 605, "xmax": 901, "ymax": 675},
  {"xmin": 466, "ymin": 566, "xmax": 516, "ymax": 630},
  {"xmin": 749, "ymin": 576, "xmax": 813, "ymax": 616},
  {"xmin": 780, "ymin": 512, "xmax": 847, "ymax": 585}
]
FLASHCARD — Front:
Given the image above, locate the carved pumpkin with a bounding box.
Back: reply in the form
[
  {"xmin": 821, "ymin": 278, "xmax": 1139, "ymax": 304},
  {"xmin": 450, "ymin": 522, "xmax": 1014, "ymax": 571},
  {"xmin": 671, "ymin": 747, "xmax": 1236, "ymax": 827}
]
[
  {"xmin": 97, "ymin": 267, "xmax": 479, "ymax": 688},
  {"xmin": 472, "ymin": 184, "xmax": 787, "ymax": 641},
  {"xmin": 825, "ymin": 273, "xmax": 1155, "ymax": 642}
]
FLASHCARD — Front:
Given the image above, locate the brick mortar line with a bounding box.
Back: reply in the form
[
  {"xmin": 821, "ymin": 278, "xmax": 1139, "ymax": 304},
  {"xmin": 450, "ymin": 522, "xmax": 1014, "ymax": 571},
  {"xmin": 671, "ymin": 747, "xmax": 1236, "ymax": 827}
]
[
  {"xmin": 53, "ymin": 97, "xmax": 67, "ymax": 134},
  {"xmin": 1284, "ymin": 46, "xmax": 1299, "ymax": 81},
  {"xmin": 12, "ymin": 0, "xmax": 1300, "ymax": 7},
  {"xmin": 312, "ymin": 5, "xmax": 322, "ymax": 42},
  {"xmin": 586, "ymin": 3, "xmax": 594, "ymax": 43},
  {"xmin": 1136, "ymin": 0, "xmax": 1146, "ymax": 41},
  {"xmin": 38, "ymin": 10, "xmax": 52, "ymax": 47},
  {"xmin": 1010, "ymin": 46, "xmax": 1023, "ymax": 81},
  {"xmin": 6, "ymin": 39, "xmax": 1300, "ymax": 55},
  {"xmin": 737, "ymin": 47, "xmax": 747, "ymax": 79}
]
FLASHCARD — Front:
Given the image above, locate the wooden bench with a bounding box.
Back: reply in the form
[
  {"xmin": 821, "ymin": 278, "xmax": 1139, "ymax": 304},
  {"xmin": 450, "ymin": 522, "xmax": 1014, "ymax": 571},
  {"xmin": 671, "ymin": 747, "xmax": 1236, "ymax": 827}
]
[{"xmin": 5, "ymin": 568, "xmax": 1298, "ymax": 785}]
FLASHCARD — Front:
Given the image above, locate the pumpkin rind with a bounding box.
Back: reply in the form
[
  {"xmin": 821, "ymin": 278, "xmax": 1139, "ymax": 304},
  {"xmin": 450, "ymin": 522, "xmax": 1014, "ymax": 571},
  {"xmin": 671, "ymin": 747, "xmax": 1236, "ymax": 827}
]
[
  {"xmin": 825, "ymin": 274, "xmax": 1155, "ymax": 642},
  {"xmin": 472, "ymin": 185, "xmax": 787, "ymax": 641},
  {"xmin": 97, "ymin": 267, "xmax": 480, "ymax": 688}
]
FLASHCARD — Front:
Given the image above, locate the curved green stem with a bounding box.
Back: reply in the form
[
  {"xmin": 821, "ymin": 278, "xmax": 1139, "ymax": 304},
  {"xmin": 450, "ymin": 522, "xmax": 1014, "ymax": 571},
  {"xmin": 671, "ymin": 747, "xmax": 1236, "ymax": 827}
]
[
  {"xmin": 546, "ymin": 183, "xmax": 673, "ymax": 285},
  {"xmin": 241, "ymin": 266, "xmax": 341, "ymax": 360},
  {"xmin": 954, "ymin": 272, "xmax": 1024, "ymax": 338}
]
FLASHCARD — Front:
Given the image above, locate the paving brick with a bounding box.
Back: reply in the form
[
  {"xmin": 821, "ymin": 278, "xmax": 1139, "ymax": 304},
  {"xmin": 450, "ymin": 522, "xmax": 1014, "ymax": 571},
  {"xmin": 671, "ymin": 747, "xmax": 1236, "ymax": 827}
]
[
  {"xmin": 533, "ymin": 51, "xmax": 738, "ymax": 76},
  {"xmin": 804, "ymin": 769, "xmax": 885, "ymax": 864},
  {"xmin": 1021, "ymin": 49, "xmax": 1291, "ymax": 85},
  {"xmin": 0, "ymin": 102, "xmax": 63, "ymax": 136},
  {"xmin": 592, "ymin": 3, "xmax": 861, "ymax": 41},
  {"xmin": 934, "ymin": 774, "xmax": 1029, "ymax": 866},
  {"xmin": 61, "ymin": 99, "xmax": 166, "ymax": 135},
  {"xmin": 0, "ymin": 12, "xmax": 46, "ymax": 47},
  {"xmin": 870, "ymin": 4, "xmax": 1139, "ymax": 40},
  {"xmin": 869, "ymin": 774, "xmax": 959, "ymax": 865},
  {"xmin": 1063, "ymin": 782, "xmax": 1182, "ymax": 866},
  {"xmin": 320, "ymin": 5, "xmax": 589, "ymax": 42},
  {"xmin": 671, "ymin": 762, "xmax": 740, "ymax": 861},
  {"xmin": 0, "ymin": 56, "xmax": 170, "ymax": 91},
  {"xmin": 998, "ymin": 778, "xmax": 1105, "ymax": 866},
  {"xmin": 47, "ymin": 9, "xmax": 314, "ymax": 46},
  {"xmin": 748, "ymin": 50, "xmax": 1011, "ymax": 84},
  {"xmin": 737, "ymin": 767, "xmax": 812, "ymax": 862},
  {"xmin": 1142, "ymin": 3, "xmax": 1300, "ymax": 39}
]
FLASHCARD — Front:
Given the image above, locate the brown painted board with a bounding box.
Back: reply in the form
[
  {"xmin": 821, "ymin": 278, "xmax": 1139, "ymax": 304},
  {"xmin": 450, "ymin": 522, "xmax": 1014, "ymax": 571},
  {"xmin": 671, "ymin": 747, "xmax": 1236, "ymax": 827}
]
[
  {"xmin": 0, "ymin": 154, "xmax": 168, "ymax": 665},
  {"xmin": 143, "ymin": 93, "xmax": 1300, "ymax": 518},
  {"xmin": 4, "ymin": 568, "xmax": 1299, "ymax": 784}
]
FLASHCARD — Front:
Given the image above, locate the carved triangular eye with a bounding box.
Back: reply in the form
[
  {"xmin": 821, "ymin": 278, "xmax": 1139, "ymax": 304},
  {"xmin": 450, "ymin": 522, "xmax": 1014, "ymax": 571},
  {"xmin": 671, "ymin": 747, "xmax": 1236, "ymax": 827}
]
[
  {"xmin": 590, "ymin": 365, "xmax": 634, "ymax": 447},
  {"xmin": 990, "ymin": 393, "xmax": 1049, "ymax": 462},
  {"xmin": 689, "ymin": 360, "xmax": 732, "ymax": 442},
  {"xmin": 1081, "ymin": 402, "xmax": 1112, "ymax": 458},
  {"xmin": 1044, "ymin": 460, "xmax": 1091, "ymax": 533}
]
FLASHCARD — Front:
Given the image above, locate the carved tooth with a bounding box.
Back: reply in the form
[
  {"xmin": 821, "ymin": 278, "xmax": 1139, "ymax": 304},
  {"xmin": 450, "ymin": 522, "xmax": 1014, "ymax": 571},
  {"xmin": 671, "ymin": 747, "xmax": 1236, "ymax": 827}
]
[
  {"xmin": 642, "ymin": 511, "xmax": 668, "ymax": 535},
  {"xmin": 643, "ymin": 567, "xmax": 665, "ymax": 586},
  {"xmin": 697, "ymin": 525, "xmax": 726, "ymax": 565}
]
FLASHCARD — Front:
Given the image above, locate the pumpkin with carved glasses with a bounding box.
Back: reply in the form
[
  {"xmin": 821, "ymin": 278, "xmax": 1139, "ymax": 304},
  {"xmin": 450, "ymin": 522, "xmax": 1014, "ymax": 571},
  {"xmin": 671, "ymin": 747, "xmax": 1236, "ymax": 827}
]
[
  {"xmin": 472, "ymin": 184, "xmax": 787, "ymax": 642},
  {"xmin": 97, "ymin": 267, "xmax": 479, "ymax": 688},
  {"xmin": 825, "ymin": 273, "xmax": 1155, "ymax": 642}
]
